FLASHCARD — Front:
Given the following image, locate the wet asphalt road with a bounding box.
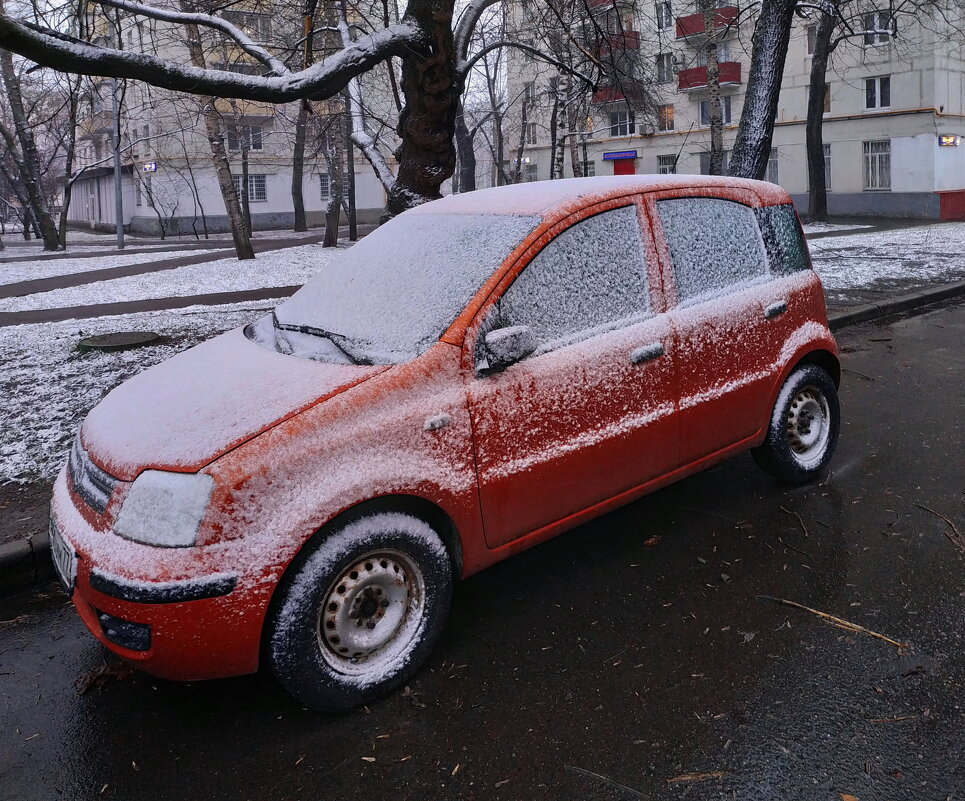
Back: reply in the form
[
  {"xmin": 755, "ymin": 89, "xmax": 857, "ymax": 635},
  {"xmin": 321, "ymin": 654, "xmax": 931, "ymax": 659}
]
[{"xmin": 2, "ymin": 301, "xmax": 963, "ymax": 801}]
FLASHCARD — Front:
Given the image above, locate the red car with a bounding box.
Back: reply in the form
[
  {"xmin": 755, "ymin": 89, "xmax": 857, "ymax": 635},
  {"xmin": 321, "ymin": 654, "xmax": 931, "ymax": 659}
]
[{"xmin": 49, "ymin": 176, "xmax": 840, "ymax": 711}]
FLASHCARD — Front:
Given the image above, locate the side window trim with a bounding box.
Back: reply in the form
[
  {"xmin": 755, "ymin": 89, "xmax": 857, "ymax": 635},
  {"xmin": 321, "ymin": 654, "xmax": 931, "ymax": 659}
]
[
  {"xmin": 650, "ymin": 194, "xmax": 771, "ymax": 307},
  {"xmin": 470, "ymin": 201, "xmax": 655, "ymax": 373}
]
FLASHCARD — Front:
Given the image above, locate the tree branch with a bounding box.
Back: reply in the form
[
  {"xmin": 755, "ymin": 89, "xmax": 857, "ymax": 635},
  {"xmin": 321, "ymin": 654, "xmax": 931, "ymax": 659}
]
[
  {"xmin": 95, "ymin": 0, "xmax": 289, "ymax": 76},
  {"xmin": 459, "ymin": 41, "xmax": 596, "ymax": 88},
  {"xmin": 453, "ymin": 0, "xmax": 500, "ymax": 60},
  {"xmin": 0, "ymin": 14, "xmax": 423, "ymax": 103}
]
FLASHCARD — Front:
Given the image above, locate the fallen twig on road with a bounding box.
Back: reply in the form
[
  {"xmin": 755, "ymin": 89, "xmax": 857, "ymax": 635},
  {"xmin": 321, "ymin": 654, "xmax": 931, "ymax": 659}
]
[
  {"xmin": 914, "ymin": 503, "xmax": 964, "ymax": 553},
  {"xmin": 867, "ymin": 715, "xmax": 917, "ymax": 723},
  {"xmin": 756, "ymin": 595, "xmax": 908, "ymax": 651},
  {"xmin": 781, "ymin": 506, "xmax": 809, "ymax": 537},
  {"xmin": 842, "ymin": 367, "xmax": 876, "ymax": 381},
  {"xmin": 565, "ymin": 765, "xmax": 646, "ymax": 798}
]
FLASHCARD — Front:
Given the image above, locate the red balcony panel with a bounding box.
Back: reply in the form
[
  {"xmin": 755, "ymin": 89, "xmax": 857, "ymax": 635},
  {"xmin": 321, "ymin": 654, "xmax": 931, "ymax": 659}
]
[
  {"xmin": 592, "ymin": 86, "xmax": 626, "ymax": 103},
  {"xmin": 599, "ymin": 31, "xmax": 641, "ymax": 52},
  {"xmin": 675, "ymin": 6, "xmax": 739, "ymax": 38},
  {"xmin": 677, "ymin": 61, "xmax": 742, "ymax": 90}
]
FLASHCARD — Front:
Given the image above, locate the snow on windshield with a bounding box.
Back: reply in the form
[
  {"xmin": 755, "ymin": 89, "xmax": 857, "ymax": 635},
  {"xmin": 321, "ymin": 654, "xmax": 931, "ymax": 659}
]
[{"xmin": 274, "ymin": 212, "xmax": 540, "ymax": 363}]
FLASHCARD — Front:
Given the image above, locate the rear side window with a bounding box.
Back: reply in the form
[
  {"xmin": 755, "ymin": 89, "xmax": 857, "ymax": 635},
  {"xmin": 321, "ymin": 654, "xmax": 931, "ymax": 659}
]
[
  {"xmin": 656, "ymin": 197, "xmax": 768, "ymax": 302},
  {"xmin": 495, "ymin": 205, "xmax": 650, "ymax": 352},
  {"xmin": 755, "ymin": 204, "xmax": 811, "ymax": 275}
]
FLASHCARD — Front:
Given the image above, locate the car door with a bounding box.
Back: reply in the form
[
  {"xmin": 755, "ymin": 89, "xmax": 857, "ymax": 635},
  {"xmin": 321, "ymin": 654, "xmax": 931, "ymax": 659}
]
[
  {"xmin": 647, "ymin": 191, "xmax": 775, "ymax": 465},
  {"xmin": 466, "ymin": 202, "xmax": 679, "ymax": 550}
]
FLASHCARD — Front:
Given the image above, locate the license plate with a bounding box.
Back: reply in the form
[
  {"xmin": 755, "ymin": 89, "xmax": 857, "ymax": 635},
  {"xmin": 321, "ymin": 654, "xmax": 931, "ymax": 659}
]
[{"xmin": 49, "ymin": 516, "xmax": 77, "ymax": 593}]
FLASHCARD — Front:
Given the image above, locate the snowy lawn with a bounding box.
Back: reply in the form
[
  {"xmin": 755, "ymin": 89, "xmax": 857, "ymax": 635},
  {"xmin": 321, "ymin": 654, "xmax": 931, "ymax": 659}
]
[
  {"xmin": 0, "ymin": 248, "xmax": 229, "ymax": 287},
  {"xmin": 809, "ymin": 222, "xmax": 965, "ymax": 304},
  {"xmin": 0, "ymin": 243, "xmax": 342, "ymax": 311},
  {"xmin": 0, "ymin": 302, "xmax": 275, "ymax": 483}
]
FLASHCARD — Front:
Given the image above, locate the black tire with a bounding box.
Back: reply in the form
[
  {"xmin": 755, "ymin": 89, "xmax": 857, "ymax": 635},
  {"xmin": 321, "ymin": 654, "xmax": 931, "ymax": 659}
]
[
  {"xmin": 267, "ymin": 512, "xmax": 452, "ymax": 712},
  {"xmin": 752, "ymin": 364, "xmax": 840, "ymax": 484}
]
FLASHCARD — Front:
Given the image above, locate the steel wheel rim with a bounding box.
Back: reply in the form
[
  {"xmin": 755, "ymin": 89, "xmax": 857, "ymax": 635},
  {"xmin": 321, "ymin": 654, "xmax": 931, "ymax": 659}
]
[
  {"xmin": 785, "ymin": 385, "xmax": 831, "ymax": 466},
  {"xmin": 317, "ymin": 549, "xmax": 426, "ymax": 676}
]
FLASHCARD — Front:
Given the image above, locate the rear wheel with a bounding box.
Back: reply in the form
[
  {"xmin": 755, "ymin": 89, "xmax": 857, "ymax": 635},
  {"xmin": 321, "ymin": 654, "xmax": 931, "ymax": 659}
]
[
  {"xmin": 267, "ymin": 512, "xmax": 452, "ymax": 712},
  {"xmin": 752, "ymin": 365, "xmax": 840, "ymax": 483}
]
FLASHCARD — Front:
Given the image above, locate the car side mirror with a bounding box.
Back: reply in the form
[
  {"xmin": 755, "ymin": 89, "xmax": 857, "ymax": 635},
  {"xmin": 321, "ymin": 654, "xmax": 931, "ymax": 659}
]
[{"xmin": 479, "ymin": 325, "xmax": 537, "ymax": 375}]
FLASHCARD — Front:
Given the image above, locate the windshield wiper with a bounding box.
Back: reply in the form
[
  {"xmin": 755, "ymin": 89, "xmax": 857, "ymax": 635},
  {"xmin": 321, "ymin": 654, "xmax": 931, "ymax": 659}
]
[{"xmin": 271, "ymin": 312, "xmax": 369, "ymax": 365}]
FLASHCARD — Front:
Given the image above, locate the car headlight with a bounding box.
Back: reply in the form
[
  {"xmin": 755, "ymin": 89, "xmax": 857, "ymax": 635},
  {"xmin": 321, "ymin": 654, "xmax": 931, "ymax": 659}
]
[{"xmin": 114, "ymin": 470, "xmax": 214, "ymax": 547}]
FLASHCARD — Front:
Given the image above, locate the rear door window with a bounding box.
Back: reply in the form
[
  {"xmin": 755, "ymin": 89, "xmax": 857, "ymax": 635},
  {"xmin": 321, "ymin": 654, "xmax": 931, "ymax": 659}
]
[
  {"xmin": 754, "ymin": 203, "xmax": 811, "ymax": 275},
  {"xmin": 656, "ymin": 197, "xmax": 768, "ymax": 302},
  {"xmin": 494, "ymin": 205, "xmax": 651, "ymax": 353}
]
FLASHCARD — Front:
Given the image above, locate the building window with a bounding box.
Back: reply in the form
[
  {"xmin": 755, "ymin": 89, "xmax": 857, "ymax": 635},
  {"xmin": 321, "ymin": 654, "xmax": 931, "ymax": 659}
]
[
  {"xmin": 135, "ymin": 180, "xmax": 142, "ymax": 206},
  {"xmin": 609, "ymin": 109, "xmax": 635, "ymax": 136},
  {"xmin": 524, "ymin": 163, "xmax": 538, "ymax": 182},
  {"xmin": 698, "ymin": 96, "xmax": 732, "ymax": 125},
  {"xmin": 581, "ymin": 160, "xmax": 596, "ymax": 177},
  {"xmin": 863, "ymin": 10, "xmax": 891, "ymax": 45},
  {"xmin": 227, "ymin": 124, "xmax": 264, "ymax": 151},
  {"xmin": 767, "ymin": 148, "xmax": 779, "ymax": 184},
  {"xmin": 863, "ymin": 140, "xmax": 891, "ymax": 190},
  {"xmin": 698, "ymin": 44, "xmax": 729, "ymax": 65},
  {"xmin": 823, "ymin": 83, "xmax": 831, "ymax": 113},
  {"xmin": 320, "ymin": 173, "xmax": 352, "ymax": 200},
  {"xmin": 655, "ymin": 52, "xmax": 674, "ymax": 84},
  {"xmin": 525, "ymin": 123, "xmax": 539, "ymax": 145},
  {"xmin": 823, "ymin": 143, "xmax": 832, "ymax": 190},
  {"xmin": 865, "ymin": 75, "xmax": 890, "ymax": 109},
  {"xmin": 143, "ymin": 175, "xmax": 153, "ymax": 207},
  {"xmin": 657, "ymin": 154, "xmax": 677, "ymax": 174},
  {"xmin": 657, "ymin": 103, "xmax": 675, "ymax": 131},
  {"xmin": 524, "ymin": 81, "xmax": 537, "ymax": 102},
  {"xmin": 221, "ymin": 10, "xmax": 272, "ymax": 42},
  {"xmin": 699, "ymin": 150, "xmax": 730, "ymax": 174},
  {"xmin": 696, "ymin": 0, "xmax": 725, "ymax": 10},
  {"xmin": 806, "ymin": 23, "xmax": 817, "ymax": 55},
  {"xmin": 232, "ymin": 173, "xmax": 268, "ymax": 202},
  {"xmin": 655, "ymin": 2, "xmax": 673, "ymax": 30}
]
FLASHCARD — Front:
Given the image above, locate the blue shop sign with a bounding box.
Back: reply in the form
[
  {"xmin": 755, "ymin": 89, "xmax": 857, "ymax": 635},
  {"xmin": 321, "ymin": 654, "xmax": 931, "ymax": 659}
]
[{"xmin": 603, "ymin": 150, "xmax": 638, "ymax": 161}]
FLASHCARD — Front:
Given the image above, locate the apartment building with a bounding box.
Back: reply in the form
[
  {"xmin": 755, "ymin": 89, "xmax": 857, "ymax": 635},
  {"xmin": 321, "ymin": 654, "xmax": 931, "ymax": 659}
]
[
  {"xmin": 504, "ymin": 0, "xmax": 965, "ymax": 218},
  {"xmin": 67, "ymin": 6, "xmax": 391, "ymax": 235}
]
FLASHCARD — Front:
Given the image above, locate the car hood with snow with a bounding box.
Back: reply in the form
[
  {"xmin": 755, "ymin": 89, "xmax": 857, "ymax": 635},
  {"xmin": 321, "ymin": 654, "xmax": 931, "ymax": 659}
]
[{"xmin": 80, "ymin": 326, "xmax": 387, "ymax": 481}]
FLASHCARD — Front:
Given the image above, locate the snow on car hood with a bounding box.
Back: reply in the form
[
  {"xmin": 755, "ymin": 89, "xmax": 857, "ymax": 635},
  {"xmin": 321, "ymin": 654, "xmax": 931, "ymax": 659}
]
[{"xmin": 81, "ymin": 326, "xmax": 386, "ymax": 481}]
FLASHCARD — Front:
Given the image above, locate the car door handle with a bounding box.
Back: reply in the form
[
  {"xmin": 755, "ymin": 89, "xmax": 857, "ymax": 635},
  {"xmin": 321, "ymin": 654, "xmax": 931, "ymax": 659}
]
[
  {"xmin": 629, "ymin": 342, "xmax": 665, "ymax": 364},
  {"xmin": 764, "ymin": 300, "xmax": 788, "ymax": 320}
]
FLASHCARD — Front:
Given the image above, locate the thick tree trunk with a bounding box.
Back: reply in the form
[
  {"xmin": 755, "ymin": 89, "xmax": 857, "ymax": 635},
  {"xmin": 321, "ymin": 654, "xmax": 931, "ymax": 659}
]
[
  {"xmin": 0, "ymin": 48, "xmax": 59, "ymax": 250},
  {"xmin": 323, "ymin": 127, "xmax": 344, "ymax": 247},
  {"xmin": 704, "ymin": 10, "xmax": 724, "ymax": 175},
  {"xmin": 806, "ymin": 11, "xmax": 836, "ymax": 221},
  {"xmin": 728, "ymin": 0, "xmax": 797, "ymax": 179},
  {"xmin": 568, "ymin": 103, "xmax": 583, "ymax": 177},
  {"xmin": 182, "ymin": 18, "xmax": 254, "ymax": 259},
  {"xmin": 240, "ymin": 143, "xmax": 252, "ymax": 234},
  {"xmin": 291, "ymin": 100, "xmax": 309, "ymax": 231},
  {"xmin": 383, "ymin": 0, "xmax": 459, "ymax": 218},
  {"xmin": 453, "ymin": 105, "xmax": 476, "ymax": 193}
]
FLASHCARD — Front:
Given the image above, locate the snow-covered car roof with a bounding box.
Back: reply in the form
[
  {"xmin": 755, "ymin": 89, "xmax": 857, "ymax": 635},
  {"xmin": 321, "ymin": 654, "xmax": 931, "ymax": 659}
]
[{"xmin": 412, "ymin": 175, "xmax": 789, "ymax": 219}]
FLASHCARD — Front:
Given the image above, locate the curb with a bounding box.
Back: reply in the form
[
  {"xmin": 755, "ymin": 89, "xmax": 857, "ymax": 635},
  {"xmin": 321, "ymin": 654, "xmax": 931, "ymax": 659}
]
[
  {"xmin": 0, "ymin": 529, "xmax": 53, "ymax": 595},
  {"xmin": 2, "ymin": 282, "xmax": 963, "ymax": 597},
  {"xmin": 827, "ymin": 279, "xmax": 965, "ymax": 330}
]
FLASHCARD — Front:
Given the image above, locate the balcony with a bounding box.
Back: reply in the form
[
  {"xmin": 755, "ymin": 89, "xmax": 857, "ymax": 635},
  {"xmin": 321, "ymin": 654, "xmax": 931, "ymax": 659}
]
[
  {"xmin": 588, "ymin": 0, "xmax": 634, "ymax": 9},
  {"xmin": 592, "ymin": 86, "xmax": 626, "ymax": 104},
  {"xmin": 598, "ymin": 31, "xmax": 641, "ymax": 53},
  {"xmin": 677, "ymin": 61, "xmax": 742, "ymax": 91},
  {"xmin": 675, "ymin": 6, "xmax": 739, "ymax": 39}
]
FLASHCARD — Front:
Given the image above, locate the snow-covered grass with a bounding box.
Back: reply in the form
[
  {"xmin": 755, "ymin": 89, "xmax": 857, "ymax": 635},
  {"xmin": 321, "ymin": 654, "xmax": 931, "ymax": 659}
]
[
  {"xmin": 809, "ymin": 221, "xmax": 965, "ymax": 304},
  {"xmin": 0, "ymin": 248, "xmax": 229, "ymax": 288},
  {"xmin": 0, "ymin": 302, "xmax": 275, "ymax": 484},
  {"xmin": 0, "ymin": 243, "xmax": 341, "ymax": 311}
]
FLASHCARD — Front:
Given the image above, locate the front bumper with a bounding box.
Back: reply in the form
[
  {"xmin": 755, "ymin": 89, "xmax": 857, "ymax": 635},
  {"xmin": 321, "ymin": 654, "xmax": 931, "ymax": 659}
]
[{"xmin": 50, "ymin": 469, "xmax": 278, "ymax": 681}]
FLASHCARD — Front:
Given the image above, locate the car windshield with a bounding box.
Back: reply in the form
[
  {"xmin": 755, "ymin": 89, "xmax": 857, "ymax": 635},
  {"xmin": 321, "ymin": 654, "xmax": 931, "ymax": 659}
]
[{"xmin": 272, "ymin": 212, "xmax": 540, "ymax": 364}]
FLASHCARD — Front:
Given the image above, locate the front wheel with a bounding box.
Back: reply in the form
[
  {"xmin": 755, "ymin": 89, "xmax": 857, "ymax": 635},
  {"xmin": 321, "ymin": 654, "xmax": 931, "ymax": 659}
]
[
  {"xmin": 752, "ymin": 364, "xmax": 840, "ymax": 483},
  {"xmin": 267, "ymin": 512, "xmax": 453, "ymax": 712}
]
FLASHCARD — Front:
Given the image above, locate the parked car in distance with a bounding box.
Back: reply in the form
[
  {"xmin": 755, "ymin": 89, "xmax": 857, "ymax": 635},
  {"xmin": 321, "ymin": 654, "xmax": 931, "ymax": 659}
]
[{"xmin": 50, "ymin": 176, "xmax": 840, "ymax": 711}]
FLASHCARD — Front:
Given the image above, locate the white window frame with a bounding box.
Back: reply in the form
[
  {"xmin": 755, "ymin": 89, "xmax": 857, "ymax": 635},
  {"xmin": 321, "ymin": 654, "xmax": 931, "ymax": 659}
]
[
  {"xmin": 524, "ymin": 163, "xmax": 538, "ymax": 182},
  {"xmin": 657, "ymin": 154, "xmax": 677, "ymax": 174},
  {"xmin": 655, "ymin": 52, "xmax": 674, "ymax": 84},
  {"xmin": 221, "ymin": 10, "xmax": 272, "ymax": 42},
  {"xmin": 227, "ymin": 124, "xmax": 264, "ymax": 152},
  {"xmin": 655, "ymin": 2, "xmax": 673, "ymax": 31},
  {"xmin": 863, "ymin": 10, "xmax": 891, "ymax": 46},
  {"xmin": 525, "ymin": 122, "xmax": 539, "ymax": 145},
  {"xmin": 863, "ymin": 140, "xmax": 891, "ymax": 191},
  {"xmin": 698, "ymin": 96, "xmax": 732, "ymax": 125},
  {"xmin": 865, "ymin": 75, "xmax": 891, "ymax": 110},
  {"xmin": 657, "ymin": 103, "xmax": 674, "ymax": 131},
  {"xmin": 609, "ymin": 109, "xmax": 635, "ymax": 136},
  {"xmin": 766, "ymin": 148, "xmax": 779, "ymax": 184},
  {"xmin": 698, "ymin": 150, "xmax": 730, "ymax": 174},
  {"xmin": 806, "ymin": 23, "xmax": 817, "ymax": 56},
  {"xmin": 581, "ymin": 160, "xmax": 596, "ymax": 177},
  {"xmin": 232, "ymin": 174, "xmax": 268, "ymax": 202},
  {"xmin": 823, "ymin": 143, "xmax": 832, "ymax": 191}
]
